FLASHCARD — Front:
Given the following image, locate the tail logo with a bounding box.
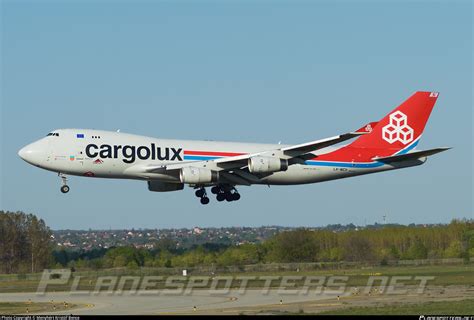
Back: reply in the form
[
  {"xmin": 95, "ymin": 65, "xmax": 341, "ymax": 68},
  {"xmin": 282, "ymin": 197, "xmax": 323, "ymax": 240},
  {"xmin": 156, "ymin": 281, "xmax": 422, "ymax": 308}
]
[{"xmin": 382, "ymin": 111, "xmax": 414, "ymax": 145}]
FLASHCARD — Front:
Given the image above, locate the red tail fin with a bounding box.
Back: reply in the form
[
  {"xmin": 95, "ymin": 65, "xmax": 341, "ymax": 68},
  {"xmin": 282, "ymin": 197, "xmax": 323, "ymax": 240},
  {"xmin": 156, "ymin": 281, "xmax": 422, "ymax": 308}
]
[
  {"xmin": 350, "ymin": 91, "xmax": 439, "ymax": 151},
  {"xmin": 314, "ymin": 91, "xmax": 439, "ymax": 163}
]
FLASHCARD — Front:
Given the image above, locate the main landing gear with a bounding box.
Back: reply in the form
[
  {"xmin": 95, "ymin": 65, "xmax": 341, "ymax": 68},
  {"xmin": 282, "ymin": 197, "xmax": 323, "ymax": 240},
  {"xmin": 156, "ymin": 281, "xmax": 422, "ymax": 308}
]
[
  {"xmin": 195, "ymin": 187, "xmax": 210, "ymax": 205},
  {"xmin": 59, "ymin": 173, "xmax": 70, "ymax": 194},
  {"xmin": 195, "ymin": 185, "xmax": 241, "ymax": 204},
  {"xmin": 211, "ymin": 185, "xmax": 240, "ymax": 202}
]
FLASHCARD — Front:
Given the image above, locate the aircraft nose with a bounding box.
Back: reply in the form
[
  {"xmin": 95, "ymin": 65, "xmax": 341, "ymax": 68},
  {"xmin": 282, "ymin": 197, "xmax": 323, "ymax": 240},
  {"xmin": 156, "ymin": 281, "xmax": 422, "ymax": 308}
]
[
  {"xmin": 18, "ymin": 141, "xmax": 47, "ymax": 165},
  {"xmin": 18, "ymin": 146, "xmax": 28, "ymax": 160}
]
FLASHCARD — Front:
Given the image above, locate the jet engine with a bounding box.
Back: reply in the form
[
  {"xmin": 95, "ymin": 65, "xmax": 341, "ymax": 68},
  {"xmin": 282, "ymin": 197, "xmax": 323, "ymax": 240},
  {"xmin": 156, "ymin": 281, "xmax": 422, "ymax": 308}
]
[
  {"xmin": 148, "ymin": 181, "xmax": 184, "ymax": 192},
  {"xmin": 248, "ymin": 156, "xmax": 288, "ymax": 174},
  {"xmin": 179, "ymin": 167, "xmax": 219, "ymax": 184}
]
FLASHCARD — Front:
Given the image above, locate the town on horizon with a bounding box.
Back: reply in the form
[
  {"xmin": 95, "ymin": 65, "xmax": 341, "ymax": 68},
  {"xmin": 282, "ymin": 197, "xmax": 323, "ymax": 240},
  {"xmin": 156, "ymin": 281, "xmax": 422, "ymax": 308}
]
[{"xmin": 52, "ymin": 221, "xmax": 466, "ymax": 251}]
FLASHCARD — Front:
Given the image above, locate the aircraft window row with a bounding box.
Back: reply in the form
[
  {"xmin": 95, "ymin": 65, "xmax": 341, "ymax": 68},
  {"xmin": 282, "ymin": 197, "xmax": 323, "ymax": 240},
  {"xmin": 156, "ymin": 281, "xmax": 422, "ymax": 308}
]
[
  {"xmin": 92, "ymin": 136, "xmax": 101, "ymax": 139},
  {"xmin": 47, "ymin": 133, "xmax": 59, "ymax": 137}
]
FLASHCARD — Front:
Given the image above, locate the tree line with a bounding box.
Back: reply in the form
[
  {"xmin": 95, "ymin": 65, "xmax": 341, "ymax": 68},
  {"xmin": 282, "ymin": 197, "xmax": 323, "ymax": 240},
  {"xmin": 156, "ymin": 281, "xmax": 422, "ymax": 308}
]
[
  {"xmin": 1, "ymin": 210, "xmax": 472, "ymax": 273},
  {"xmin": 0, "ymin": 211, "xmax": 53, "ymax": 273},
  {"xmin": 61, "ymin": 219, "xmax": 474, "ymax": 270}
]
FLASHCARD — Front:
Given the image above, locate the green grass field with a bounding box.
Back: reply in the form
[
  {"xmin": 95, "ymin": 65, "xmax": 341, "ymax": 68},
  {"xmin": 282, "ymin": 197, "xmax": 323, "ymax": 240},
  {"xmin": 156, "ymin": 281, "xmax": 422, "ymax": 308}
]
[
  {"xmin": 0, "ymin": 264, "xmax": 472, "ymax": 293},
  {"xmin": 1, "ymin": 264, "xmax": 471, "ymax": 315},
  {"xmin": 320, "ymin": 299, "xmax": 474, "ymax": 315},
  {"xmin": 0, "ymin": 301, "xmax": 78, "ymax": 314}
]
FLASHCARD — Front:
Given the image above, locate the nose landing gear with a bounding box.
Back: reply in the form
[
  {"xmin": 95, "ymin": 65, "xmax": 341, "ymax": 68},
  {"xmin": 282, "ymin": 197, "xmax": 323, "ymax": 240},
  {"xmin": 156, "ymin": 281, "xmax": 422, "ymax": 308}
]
[
  {"xmin": 59, "ymin": 173, "xmax": 70, "ymax": 194},
  {"xmin": 60, "ymin": 185, "xmax": 70, "ymax": 194}
]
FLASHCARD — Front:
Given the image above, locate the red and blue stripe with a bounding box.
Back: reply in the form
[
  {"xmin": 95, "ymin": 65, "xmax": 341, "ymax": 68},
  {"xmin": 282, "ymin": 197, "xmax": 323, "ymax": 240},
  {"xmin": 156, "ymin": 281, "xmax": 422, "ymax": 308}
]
[{"xmin": 182, "ymin": 137, "xmax": 421, "ymax": 169}]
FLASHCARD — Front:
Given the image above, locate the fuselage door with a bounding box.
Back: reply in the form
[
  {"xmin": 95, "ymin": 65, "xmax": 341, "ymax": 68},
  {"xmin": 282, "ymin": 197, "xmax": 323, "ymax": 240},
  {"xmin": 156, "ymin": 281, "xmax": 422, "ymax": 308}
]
[{"xmin": 75, "ymin": 137, "xmax": 85, "ymax": 166}]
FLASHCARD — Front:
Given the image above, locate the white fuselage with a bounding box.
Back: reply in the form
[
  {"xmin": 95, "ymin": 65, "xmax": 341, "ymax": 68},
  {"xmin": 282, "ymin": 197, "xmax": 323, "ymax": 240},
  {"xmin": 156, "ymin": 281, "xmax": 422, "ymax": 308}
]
[{"xmin": 18, "ymin": 129, "xmax": 424, "ymax": 187}]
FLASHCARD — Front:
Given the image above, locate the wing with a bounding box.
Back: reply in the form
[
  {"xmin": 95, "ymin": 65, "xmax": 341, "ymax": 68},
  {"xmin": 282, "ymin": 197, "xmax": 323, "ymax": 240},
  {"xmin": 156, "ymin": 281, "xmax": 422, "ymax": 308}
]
[{"xmin": 143, "ymin": 122, "xmax": 377, "ymax": 180}]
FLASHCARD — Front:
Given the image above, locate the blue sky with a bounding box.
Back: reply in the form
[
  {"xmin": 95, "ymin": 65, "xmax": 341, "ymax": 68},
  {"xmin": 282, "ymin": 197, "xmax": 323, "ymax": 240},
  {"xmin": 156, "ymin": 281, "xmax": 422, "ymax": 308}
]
[{"xmin": 1, "ymin": 0, "xmax": 472, "ymax": 230}]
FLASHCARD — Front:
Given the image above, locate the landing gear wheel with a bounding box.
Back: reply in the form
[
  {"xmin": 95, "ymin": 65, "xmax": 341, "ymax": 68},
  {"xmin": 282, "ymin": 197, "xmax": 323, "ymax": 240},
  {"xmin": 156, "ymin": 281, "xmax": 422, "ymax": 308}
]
[
  {"xmin": 200, "ymin": 197, "xmax": 210, "ymax": 205},
  {"xmin": 216, "ymin": 193, "xmax": 225, "ymax": 202},
  {"xmin": 60, "ymin": 185, "xmax": 70, "ymax": 194},
  {"xmin": 211, "ymin": 186, "xmax": 220, "ymax": 194},
  {"xmin": 232, "ymin": 193, "xmax": 241, "ymax": 201},
  {"xmin": 195, "ymin": 187, "xmax": 209, "ymax": 204},
  {"xmin": 195, "ymin": 188, "xmax": 205, "ymax": 198},
  {"xmin": 225, "ymin": 192, "xmax": 234, "ymax": 202}
]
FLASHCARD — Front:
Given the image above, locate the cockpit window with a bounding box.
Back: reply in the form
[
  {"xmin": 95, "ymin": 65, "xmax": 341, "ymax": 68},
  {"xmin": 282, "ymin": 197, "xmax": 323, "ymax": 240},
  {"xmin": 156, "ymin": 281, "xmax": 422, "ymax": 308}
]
[{"xmin": 46, "ymin": 132, "xmax": 59, "ymax": 137}]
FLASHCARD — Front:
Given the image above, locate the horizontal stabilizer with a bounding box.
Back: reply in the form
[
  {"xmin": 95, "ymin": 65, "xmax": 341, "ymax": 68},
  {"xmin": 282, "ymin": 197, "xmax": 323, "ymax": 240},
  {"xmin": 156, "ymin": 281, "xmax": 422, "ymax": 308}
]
[{"xmin": 373, "ymin": 147, "xmax": 451, "ymax": 163}]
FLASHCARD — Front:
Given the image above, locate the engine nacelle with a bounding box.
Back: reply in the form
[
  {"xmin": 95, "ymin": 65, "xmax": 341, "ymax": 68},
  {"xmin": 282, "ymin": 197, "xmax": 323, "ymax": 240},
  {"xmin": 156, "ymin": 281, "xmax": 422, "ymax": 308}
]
[
  {"xmin": 179, "ymin": 167, "xmax": 219, "ymax": 184},
  {"xmin": 248, "ymin": 156, "xmax": 288, "ymax": 174},
  {"xmin": 148, "ymin": 181, "xmax": 184, "ymax": 192}
]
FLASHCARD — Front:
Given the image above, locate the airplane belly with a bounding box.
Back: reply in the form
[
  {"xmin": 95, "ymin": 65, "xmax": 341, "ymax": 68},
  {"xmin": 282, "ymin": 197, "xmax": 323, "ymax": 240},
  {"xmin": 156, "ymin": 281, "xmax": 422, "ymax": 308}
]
[
  {"xmin": 259, "ymin": 165, "xmax": 335, "ymax": 185},
  {"xmin": 260, "ymin": 164, "xmax": 378, "ymax": 185}
]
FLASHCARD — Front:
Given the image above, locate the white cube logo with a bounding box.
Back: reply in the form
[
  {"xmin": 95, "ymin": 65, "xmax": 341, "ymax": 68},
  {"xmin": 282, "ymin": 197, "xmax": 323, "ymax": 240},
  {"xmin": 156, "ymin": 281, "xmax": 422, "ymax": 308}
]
[
  {"xmin": 382, "ymin": 111, "xmax": 414, "ymax": 145},
  {"xmin": 391, "ymin": 111, "xmax": 407, "ymax": 127},
  {"xmin": 383, "ymin": 124, "xmax": 398, "ymax": 143}
]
